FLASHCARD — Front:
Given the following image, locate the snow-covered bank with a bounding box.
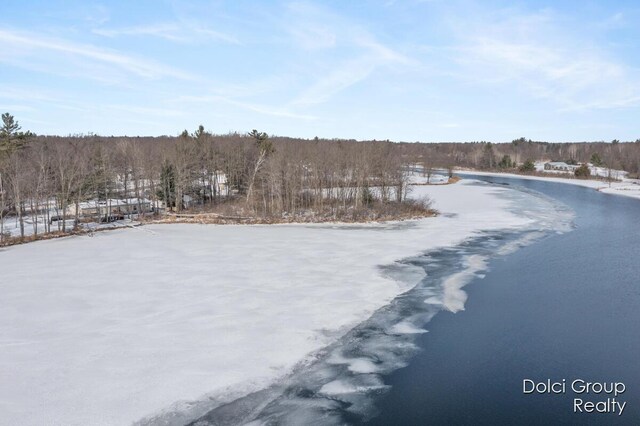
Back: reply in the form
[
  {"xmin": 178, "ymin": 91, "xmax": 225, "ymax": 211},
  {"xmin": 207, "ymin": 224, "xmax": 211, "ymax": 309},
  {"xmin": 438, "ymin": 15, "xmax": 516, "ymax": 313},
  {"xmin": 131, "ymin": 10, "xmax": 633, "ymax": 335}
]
[
  {"xmin": 0, "ymin": 181, "xmax": 557, "ymax": 426},
  {"xmin": 456, "ymin": 170, "xmax": 640, "ymax": 201}
]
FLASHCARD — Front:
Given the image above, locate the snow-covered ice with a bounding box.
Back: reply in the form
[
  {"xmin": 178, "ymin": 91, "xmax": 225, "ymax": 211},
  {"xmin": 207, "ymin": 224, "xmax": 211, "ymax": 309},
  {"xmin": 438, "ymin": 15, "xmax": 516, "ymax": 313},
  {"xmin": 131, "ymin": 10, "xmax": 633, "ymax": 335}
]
[{"xmin": 0, "ymin": 180, "xmax": 545, "ymax": 426}]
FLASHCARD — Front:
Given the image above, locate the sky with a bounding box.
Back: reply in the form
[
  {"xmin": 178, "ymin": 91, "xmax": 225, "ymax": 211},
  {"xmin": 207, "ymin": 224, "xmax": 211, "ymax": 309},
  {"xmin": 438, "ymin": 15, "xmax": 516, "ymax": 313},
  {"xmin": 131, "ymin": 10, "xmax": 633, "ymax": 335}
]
[{"xmin": 1, "ymin": 0, "xmax": 639, "ymax": 141}]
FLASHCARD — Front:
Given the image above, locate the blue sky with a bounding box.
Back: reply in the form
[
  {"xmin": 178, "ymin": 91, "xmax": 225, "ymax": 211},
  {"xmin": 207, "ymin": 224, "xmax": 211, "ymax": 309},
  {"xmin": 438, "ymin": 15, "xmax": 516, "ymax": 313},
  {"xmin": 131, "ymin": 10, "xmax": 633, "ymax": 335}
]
[{"xmin": 1, "ymin": 0, "xmax": 639, "ymax": 141}]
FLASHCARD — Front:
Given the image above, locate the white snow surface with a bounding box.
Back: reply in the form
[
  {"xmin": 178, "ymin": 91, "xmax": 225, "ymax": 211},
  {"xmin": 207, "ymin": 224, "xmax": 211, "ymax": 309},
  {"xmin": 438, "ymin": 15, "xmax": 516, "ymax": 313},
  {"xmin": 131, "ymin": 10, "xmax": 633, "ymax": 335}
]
[{"xmin": 0, "ymin": 181, "xmax": 536, "ymax": 426}]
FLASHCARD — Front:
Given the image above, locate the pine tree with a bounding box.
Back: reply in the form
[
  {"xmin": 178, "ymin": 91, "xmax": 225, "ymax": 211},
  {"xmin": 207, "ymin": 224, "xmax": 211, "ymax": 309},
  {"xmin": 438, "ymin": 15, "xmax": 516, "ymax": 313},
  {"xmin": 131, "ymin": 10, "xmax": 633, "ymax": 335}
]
[
  {"xmin": 519, "ymin": 159, "xmax": 536, "ymax": 173},
  {"xmin": 0, "ymin": 113, "xmax": 34, "ymax": 157},
  {"xmin": 590, "ymin": 153, "xmax": 603, "ymax": 167},
  {"xmin": 158, "ymin": 162, "xmax": 176, "ymax": 209},
  {"xmin": 575, "ymin": 164, "xmax": 591, "ymax": 179},
  {"xmin": 246, "ymin": 130, "xmax": 273, "ymax": 205}
]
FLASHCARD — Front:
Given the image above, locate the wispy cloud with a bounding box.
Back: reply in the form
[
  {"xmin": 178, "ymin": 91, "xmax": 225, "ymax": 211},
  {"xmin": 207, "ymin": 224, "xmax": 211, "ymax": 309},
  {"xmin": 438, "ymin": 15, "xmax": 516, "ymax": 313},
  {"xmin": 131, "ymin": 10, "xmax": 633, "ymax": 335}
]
[
  {"xmin": 179, "ymin": 95, "xmax": 317, "ymax": 120},
  {"xmin": 291, "ymin": 59, "xmax": 377, "ymax": 106},
  {"xmin": 290, "ymin": 46, "xmax": 412, "ymax": 107},
  {"xmin": 93, "ymin": 24, "xmax": 188, "ymax": 42},
  {"xmin": 3, "ymin": 1, "xmax": 638, "ymax": 140},
  {"xmin": 103, "ymin": 104, "xmax": 186, "ymax": 118},
  {"xmin": 0, "ymin": 104, "xmax": 35, "ymax": 113},
  {"xmin": 447, "ymin": 8, "xmax": 640, "ymax": 110},
  {"xmin": 598, "ymin": 12, "xmax": 626, "ymax": 30},
  {"xmin": 93, "ymin": 21, "xmax": 240, "ymax": 45},
  {"xmin": 285, "ymin": 2, "xmax": 414, "ymax": 106},
  {"xmin": 288, "ymin": 24, "xmax": 337, "ymax": 50},
  {"xmin": 0, "ymin": 29, "xmax": 195, "ymax": 81},
  {"xmin": 82, "ymin": 4, "xmax": 110, "ymax": 25},
  {"xmin": 0, "ymin": 86, "xmax": 60, "ymax": 103}
]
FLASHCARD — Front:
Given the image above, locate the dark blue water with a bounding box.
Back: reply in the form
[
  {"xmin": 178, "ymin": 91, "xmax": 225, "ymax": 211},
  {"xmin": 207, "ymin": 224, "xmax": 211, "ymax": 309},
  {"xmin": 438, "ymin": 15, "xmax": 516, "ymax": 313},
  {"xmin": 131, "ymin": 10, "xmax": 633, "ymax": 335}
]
[{"xmin": 368, "ymin": 175, "xmax": 640, "ymax": 425}]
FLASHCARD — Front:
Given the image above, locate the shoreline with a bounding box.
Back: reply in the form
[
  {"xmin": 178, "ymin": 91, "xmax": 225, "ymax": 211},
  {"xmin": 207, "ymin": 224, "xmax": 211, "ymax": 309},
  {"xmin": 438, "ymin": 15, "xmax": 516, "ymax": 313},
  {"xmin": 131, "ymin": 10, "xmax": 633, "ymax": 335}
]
[
  {"xmin": 156, "ymin": 178, "xmax": 576, "ymax": 425},
  {"xmin": 0, "ymin": 185, "xmax": 442, "ymax": 248},
  {"xmin": 0, "ymin": 211, "xmax": 437, "ymax": 248},
  {"xmin": 0, "ymin": 179, "xmax": 561, "ymax": 426},
  {"xmin": 455, "ymin": 169, "xmax": 640, "ymax": 201}
]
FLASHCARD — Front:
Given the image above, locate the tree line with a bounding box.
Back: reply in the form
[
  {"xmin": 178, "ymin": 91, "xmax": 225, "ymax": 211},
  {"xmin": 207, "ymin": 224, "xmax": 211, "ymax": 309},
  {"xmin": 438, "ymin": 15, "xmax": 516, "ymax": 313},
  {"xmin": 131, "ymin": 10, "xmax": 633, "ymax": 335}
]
[
  {"xmin": 2, "ymin": 112, "xmax": 640, "ymax": 243},
  {"xmin": 402, "ymin": 137, "xmax": 640, "ymax": 176},
  {"xmin": 0, "ymin": 115, "xmax": 431, "ymax": 243}
]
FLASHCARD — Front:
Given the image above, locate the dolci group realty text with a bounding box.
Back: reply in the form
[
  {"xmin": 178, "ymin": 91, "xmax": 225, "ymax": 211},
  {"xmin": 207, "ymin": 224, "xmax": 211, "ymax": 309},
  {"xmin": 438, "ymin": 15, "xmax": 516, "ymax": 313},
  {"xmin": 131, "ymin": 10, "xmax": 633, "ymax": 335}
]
[{"xmin": 523, "ymin": 379, "xmax": 627, "ymax": 416}]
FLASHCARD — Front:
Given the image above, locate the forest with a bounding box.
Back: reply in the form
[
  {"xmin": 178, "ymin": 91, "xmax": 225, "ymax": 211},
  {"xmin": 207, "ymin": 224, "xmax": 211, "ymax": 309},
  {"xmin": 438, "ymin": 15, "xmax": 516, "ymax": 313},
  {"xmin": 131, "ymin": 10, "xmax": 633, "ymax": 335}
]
[
  {"xmin": 1, "ymin": 112, "xmax": 639, "ymax": 244},
  {"xmin": 0, "ymin": 115, "xmax": 433, "ymax": 243}
]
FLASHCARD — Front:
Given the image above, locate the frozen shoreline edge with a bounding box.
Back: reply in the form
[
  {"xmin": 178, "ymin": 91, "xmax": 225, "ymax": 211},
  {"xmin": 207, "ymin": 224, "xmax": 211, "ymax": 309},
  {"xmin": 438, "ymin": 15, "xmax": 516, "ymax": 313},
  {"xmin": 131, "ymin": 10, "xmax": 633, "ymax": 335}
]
[
  {"xmin": 183, "ymin": 184, "xmax": 576, "ymax": 425},
  {"xmin": 141, "ymin": 181, "xmax": 576, "ymax": 425},
  {"xmin": 455, "ymin": 169, "xmax": 640, "ymax": 201},
  {"xmin": 0, "ymin": 179, "xmax": 571, "ymax": 426}
]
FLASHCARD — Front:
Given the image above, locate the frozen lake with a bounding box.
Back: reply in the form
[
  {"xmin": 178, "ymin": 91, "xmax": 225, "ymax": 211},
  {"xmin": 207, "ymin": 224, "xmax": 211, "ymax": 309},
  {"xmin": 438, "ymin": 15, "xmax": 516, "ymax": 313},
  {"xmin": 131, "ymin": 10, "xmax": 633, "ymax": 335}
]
[
  {"xmin": 191, "ymin": 176, "xmax": 639, "ymax": 425},
  {"xmin": 0, "ymin": 180, "xmax": 544, "ymax": 426},
  {"xmin": 3, "ymin": 176, "xmax": 636, "ymax": 425}
]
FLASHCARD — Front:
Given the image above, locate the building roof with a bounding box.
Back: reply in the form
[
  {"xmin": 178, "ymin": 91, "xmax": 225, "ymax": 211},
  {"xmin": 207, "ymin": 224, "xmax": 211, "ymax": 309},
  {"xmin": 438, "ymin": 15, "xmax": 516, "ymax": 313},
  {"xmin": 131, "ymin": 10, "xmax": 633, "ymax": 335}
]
[{"xmin": 79, "ymin": 198, "xmax": 152, "ymax": 209}]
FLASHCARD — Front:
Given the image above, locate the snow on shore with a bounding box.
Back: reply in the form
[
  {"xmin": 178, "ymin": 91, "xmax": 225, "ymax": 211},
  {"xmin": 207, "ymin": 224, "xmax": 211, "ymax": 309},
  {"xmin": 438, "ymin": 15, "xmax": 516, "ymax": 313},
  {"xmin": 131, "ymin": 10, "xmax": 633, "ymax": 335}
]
[
  {"xmin": 1, "ymin": 181, "xmax": 540, "ymax": 426},
  {"xmin": 456, "ymin": 170, "xmax": 640, "ymax": 201}
]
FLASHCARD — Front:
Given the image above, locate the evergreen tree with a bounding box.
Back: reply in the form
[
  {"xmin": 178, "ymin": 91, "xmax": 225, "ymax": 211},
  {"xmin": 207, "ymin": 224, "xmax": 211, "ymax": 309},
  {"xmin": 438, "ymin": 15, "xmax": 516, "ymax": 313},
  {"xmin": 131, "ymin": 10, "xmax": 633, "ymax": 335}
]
[
  {"xmin": 575, "ymin": 164, "xmax": 591, "ymax": 178},
  {"xmin": 361, "ymin": 186, "xmax": 374, "ymax": 207},
  {"xmin": 519, "ymin": 159, "xmax": 535, "ymax": 173},
  {"xmin": 498, "ymin": 155, "xmax": 513, "ymax": 169},
  {"xmin": 158, "ymin": 161, "xmax": 176, "ymax": 208},
  {"xmin": 590, "ymin": 153, "xmax": 603, "ymax": 167},
  {"xmin": 193, "ymin": 125, "xmax": 206, "ymax": 140},
  {"xmin": 246, "ymin": 130, "xmax": 273, "ymax": 205},
  {"xmin": 0, "ymin": 113, "xmax": 34, "ymax": 157},
  {"xmin": 482, "ymin": 142, "xmax": 495, "ymax": 169}
]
